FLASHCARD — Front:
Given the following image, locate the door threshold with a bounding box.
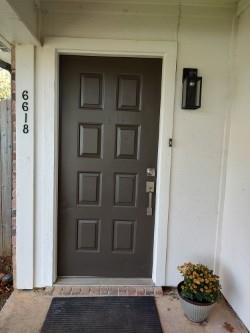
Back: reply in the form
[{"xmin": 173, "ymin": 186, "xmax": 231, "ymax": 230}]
[
  {"xmin": 49, "ymin": 278, "xmax": 163, "ymax": 297},
  {"xmin": 55, "ymin": 277, "xmax": 154, "ymax": 287}
]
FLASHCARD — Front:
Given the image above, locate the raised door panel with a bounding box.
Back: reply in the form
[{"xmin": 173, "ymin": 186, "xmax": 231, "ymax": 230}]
[
  {"xmin": 80, "ymin": 73, "xmax": 103, "ymax": 109},
  {"xmin": 112, "ymin": 220, "xmax": 136, "ymax": 253},
  {"xmin": 115, "ymin": 125, "xmax": 140, "ymax": 160},
  {"xmin": 117, "ymin": 75, "xmax": 141, "ymax": 111},
  {"xmin": 79, "ymin": 123, "xmax": 102, "ymax": 158},
  {"xmin": 77, "ymin": 219, "xmax": 100, "ymax": 252},
  {"xmin": 114, "ymin": 173, "xmax": 137, "ymax": 207},
  {"xmin": 78, "ymin": 172, "xmax": 101, "ymax": 206}
]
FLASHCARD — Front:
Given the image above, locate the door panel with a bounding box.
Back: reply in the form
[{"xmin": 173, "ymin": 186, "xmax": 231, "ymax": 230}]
[{"xmin": 58, "ymin": 55, "xmax": 162, "ymax": 277}]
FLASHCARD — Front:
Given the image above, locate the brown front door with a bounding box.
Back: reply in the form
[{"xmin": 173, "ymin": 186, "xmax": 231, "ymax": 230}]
[{"xmin": 58, "ymin": 55, "xmax": 162, "ymax": 277}]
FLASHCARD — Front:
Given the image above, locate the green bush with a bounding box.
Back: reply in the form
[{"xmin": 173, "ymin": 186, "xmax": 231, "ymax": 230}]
[
  {"xmin": 178, "ymin": 262, "xmax": 221, "ymax": 304},
  {"xmin": 0, "ymin": 69, "xmax": 11, "ymax": 101}
]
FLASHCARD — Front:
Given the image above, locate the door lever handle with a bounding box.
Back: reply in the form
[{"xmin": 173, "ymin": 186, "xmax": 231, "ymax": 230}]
[
  {"xmin": 147, "ymin": 192, "xmax": 153, "ymax": 216},
  {"xmin": 146, "ymin": 181, "xmax": 155, "ymax": 216}
]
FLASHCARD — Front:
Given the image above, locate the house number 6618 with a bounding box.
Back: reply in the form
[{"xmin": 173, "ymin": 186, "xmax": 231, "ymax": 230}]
[{"xmin": 22, "ymin": 90, "xmax": 29, "ymax": 134}]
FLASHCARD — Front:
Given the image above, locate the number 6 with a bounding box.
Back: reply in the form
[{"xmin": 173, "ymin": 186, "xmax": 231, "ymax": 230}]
[
  {"xmin": 22, "ymin": 90, "xmax": 28, "ymax": 100},
  {"xmin": 22, "ymin": 102, "xmax": 28, "ymax": 111}
]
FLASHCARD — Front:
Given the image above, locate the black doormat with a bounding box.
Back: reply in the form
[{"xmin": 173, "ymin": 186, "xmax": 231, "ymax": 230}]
[{"xmin": 41, "ymin": 296, "xmax": 163, "ymax": 333}]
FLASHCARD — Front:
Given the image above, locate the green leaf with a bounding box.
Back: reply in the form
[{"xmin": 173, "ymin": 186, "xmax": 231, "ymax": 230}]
[{"xmin": 0, "ymin": 69, "xmax": 11, "ymax": 101}]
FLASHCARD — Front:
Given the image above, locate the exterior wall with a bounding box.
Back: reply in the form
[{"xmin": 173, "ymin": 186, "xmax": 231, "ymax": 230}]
[
  {"xmin": 41, "ymin": 2, "xmax": 178, "ymax": 41},
  {"xmin": 166, "ymin": 9, "xmax": 234, "ymax": 285},
  {"xmin": 220, "ymin": 6, "xmax": 250, "ymax": 330},
  {"xmin": 15, "ymin": 45, "xmax": 35, "ymax": 288},
  {"xmin": 33, "ymin": 4, "xmax": 234, "ymax": 286}
]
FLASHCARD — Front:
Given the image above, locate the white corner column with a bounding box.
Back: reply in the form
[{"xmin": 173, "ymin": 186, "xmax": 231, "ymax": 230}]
[{"xmin": 16, "ymin": 45, "xmax": 35, "ymax": 289}]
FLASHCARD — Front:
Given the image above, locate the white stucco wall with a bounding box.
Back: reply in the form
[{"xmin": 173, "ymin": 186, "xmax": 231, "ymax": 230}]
[
  {"xmin": 220, "ymin": 6, "xmax": 250, "ymax": 330},
  {"xmin": 166, "ymin": 10, "xmax": 233, "ymax": 286},
  {"xmin": 33, "ymin": 3, "xmax": 234, "ymax": 287}
]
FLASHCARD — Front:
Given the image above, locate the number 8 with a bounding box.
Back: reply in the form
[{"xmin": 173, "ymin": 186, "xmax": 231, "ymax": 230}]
[{"xmin": 23, "ymin": 124, "xmax": 29, "ymax": 134}]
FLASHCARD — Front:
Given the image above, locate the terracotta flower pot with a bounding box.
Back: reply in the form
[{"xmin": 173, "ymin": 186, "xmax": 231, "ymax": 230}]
[{"xmin": 177, "ymin": 282, "xmax": 216, "ymax": 323}]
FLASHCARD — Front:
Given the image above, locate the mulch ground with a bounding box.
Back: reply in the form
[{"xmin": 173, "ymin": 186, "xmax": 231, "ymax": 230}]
[{"xmin": 0, "ymin": 256, "xmax": 13, "ymax": 311}]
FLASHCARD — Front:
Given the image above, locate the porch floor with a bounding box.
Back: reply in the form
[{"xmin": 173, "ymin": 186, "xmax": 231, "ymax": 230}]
[{"xmin": 0, "ymin": 289, "xmax": 247, "ymax": 333}]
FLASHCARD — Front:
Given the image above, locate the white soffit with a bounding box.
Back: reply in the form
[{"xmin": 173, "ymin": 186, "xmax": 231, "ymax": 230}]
[
  {"xmin": 0, "ymin": 49, "xmax": 11, "ymax": 64},
  {"xmin": 237, "ymin": 0, "xmax": 250, "ymax": 15},
  {"xmin": 0, "ymin": 0, "xmax": 40, "ymax": 45},
  {"xmin": 40, "ymin": 0, "xmax": 238, "ymax": 6},
  {"xmin": 0, "ymin": 36, "xmax": 11, "ymax": 64},
  {"xmin": 40, "ymin": 0, "xmax": 238, "ymax": 17},
  {"xmin": 40, "ymin": 1, "xmax": 238, "ymax": 20}
]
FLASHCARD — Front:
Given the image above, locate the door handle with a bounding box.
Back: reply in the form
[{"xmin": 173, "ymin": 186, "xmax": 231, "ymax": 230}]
[{"xmin": 146, "ymin": 181, "xmax": 155, "ymax": 216}]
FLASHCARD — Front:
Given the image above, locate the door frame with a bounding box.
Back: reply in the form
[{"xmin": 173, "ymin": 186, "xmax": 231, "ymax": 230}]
[{"xmin": 35, "ymin": 38, "xmax": 177, "ymax": 287}]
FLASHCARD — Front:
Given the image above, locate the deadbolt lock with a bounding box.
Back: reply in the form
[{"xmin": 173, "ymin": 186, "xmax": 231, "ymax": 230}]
[{"xmin": 147, "ymin": 168, "xmax": 156, "ymax": 177}]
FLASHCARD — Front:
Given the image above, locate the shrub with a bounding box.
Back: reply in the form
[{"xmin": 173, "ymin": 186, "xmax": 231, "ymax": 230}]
[
  {"xmin": 178, "ymin": 262, "xmax": 221, "ymax": 304},
  {"xmin": 0, "ymin": 69, "xmax": 11, "ymax": 101}
]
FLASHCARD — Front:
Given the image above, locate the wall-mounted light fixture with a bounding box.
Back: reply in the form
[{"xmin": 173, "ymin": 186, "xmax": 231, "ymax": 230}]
[{"xmin": 182, "ymin": 68, "xmax": 202, "ymax": 110}]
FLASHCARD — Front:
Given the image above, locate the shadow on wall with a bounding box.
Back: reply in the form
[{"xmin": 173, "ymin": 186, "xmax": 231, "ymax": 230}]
[{"xmin": 219, "ymin": 263, "xmax": 240, "ymax": 306}]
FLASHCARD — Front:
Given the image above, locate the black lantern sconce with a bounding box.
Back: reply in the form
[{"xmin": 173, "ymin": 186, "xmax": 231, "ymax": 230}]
[{"xmin": 182, "ymin": 68, "xmax": 202, "ymax": 110}]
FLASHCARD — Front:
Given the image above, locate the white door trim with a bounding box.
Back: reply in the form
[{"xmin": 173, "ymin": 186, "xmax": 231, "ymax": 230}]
[{"xmin": 34, "ymin": 37, "xmax": 177, "ymax": 287}]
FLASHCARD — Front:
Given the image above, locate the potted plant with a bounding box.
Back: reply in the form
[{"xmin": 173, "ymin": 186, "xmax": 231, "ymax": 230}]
[{"xmin": 177, "ymin": 262, "xmax": 221, "ymax": 323}]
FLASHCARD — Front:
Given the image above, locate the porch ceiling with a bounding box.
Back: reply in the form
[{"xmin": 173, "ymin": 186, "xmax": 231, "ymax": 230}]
[
  {"xmin": 40, "ymin": 0, "xmax": 238, "ymax": 4},
  {"xmin": 40, "ymin": 0, "xmax": 240, "ymax": 17},
  {"xmin": 0, "ymin": 0, "xmax": 40, "ymax": 45}
]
